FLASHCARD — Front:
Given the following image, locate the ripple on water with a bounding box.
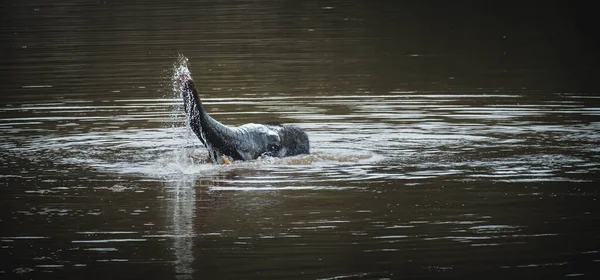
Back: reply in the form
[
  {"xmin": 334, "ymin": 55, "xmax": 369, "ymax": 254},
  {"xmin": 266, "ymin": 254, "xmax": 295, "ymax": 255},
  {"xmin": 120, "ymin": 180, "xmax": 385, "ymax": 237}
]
[{"xmin": 2, "ymin": 70, "xmax": 598, "ymax": 187}]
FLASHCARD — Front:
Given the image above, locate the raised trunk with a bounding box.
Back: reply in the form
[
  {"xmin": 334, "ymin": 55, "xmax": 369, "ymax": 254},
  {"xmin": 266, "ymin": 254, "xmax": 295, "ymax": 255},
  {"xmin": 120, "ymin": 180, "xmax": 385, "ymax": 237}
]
[{"xmin": 182, "ymin": 79, "xmax": 243, "ymax": 161}]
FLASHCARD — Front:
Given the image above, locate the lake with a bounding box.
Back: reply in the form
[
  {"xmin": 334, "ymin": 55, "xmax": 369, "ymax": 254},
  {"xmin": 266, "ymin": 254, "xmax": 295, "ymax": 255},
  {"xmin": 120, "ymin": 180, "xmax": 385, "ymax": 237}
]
[{"xmin": 1, "ymin": 1, "xmax": 599, "ymax": 279}]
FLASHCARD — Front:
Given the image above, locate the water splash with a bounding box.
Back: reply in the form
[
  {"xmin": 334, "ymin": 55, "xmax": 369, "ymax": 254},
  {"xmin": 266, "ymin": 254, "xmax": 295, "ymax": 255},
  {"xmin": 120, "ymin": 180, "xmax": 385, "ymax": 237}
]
[
  {"xmin": 171, "ymin": 54, "xmax": 191, "ymax": 104},
  {"xmin": 163, "ymin": 55, "xmax": 205, "ymax": 176}
]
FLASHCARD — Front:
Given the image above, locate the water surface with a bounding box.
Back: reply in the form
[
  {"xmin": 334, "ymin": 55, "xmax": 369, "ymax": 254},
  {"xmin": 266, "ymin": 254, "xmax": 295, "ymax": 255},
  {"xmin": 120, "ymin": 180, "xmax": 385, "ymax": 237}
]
[{"xmin": 1, "ymin": 1, "xmax": 599, "ymax": 279}]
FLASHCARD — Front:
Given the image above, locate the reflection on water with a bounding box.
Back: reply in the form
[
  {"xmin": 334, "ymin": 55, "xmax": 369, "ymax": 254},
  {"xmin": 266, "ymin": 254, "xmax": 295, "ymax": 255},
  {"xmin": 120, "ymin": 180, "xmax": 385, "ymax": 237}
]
[
  {"xmin": 168, "ymin": 178, "xmax": 196, "ymax": 280},
  {"xmin": 1, "ymin": 0, "xmax": 599, "ymax": 279}
]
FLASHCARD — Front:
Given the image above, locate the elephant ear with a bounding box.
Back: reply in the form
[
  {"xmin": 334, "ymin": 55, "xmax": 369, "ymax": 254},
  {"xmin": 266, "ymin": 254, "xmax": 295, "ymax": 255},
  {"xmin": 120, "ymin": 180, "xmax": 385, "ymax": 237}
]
[{"xmin": 277, "ymin": 125, "xmax": 310, "ymax": 156}]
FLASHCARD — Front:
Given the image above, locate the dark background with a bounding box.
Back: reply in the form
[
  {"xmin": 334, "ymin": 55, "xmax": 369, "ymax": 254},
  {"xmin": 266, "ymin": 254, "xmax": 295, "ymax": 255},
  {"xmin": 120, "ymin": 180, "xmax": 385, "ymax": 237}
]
[{"xmin": 1, "ymin": 1, "xmax": 599, "ymax": 99}]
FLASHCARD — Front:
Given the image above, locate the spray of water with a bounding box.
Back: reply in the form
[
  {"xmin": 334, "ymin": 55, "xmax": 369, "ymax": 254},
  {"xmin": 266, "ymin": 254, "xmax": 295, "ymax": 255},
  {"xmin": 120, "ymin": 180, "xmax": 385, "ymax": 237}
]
[{"xmin": 162, "ymin": 55, "xmax": 211, "ymax": 175}]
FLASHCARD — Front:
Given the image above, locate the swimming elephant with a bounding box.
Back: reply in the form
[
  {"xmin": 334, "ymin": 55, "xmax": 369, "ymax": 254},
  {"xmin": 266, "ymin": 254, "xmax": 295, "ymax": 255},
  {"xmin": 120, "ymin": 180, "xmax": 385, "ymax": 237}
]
[{"xmin": 179, "ymin": 73, "xmax": 310, "ymax": 164}]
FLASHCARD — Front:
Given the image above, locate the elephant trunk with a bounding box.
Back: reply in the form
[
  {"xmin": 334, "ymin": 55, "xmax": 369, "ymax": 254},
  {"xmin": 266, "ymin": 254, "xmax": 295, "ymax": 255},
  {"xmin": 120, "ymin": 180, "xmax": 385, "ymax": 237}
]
[{"xmin": 180, "ymin": 78, "xmax": 242, "ymax": 161}]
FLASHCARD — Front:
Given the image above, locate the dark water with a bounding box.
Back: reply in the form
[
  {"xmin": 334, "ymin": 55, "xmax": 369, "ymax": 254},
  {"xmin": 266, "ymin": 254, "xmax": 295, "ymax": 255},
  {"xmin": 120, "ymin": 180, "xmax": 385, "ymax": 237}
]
[{"xmin": 1, "ymin": 1, "xmax": 599, "ymax": 279}]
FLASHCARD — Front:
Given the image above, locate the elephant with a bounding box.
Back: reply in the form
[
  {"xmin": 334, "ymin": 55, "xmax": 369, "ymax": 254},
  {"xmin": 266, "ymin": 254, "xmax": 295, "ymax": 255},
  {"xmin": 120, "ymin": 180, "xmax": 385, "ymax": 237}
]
[{"xmin": 178, "ymin": 72, "xmax": 309, "ymax": 164}]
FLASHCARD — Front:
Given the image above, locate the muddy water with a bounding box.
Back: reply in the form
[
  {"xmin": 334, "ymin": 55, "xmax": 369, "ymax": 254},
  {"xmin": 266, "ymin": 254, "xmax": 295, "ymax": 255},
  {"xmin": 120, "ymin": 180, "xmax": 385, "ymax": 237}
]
[{"xmin": 1, "ymin": 1, "xmax": 599, "ymax": 279}]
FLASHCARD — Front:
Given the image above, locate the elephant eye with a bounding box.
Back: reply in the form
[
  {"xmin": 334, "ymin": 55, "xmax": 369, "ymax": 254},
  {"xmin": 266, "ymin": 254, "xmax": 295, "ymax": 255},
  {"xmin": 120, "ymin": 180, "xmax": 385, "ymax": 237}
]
[{"xmin": 268, "ymin": 144, "xmax": 279, "ymax": 152}]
